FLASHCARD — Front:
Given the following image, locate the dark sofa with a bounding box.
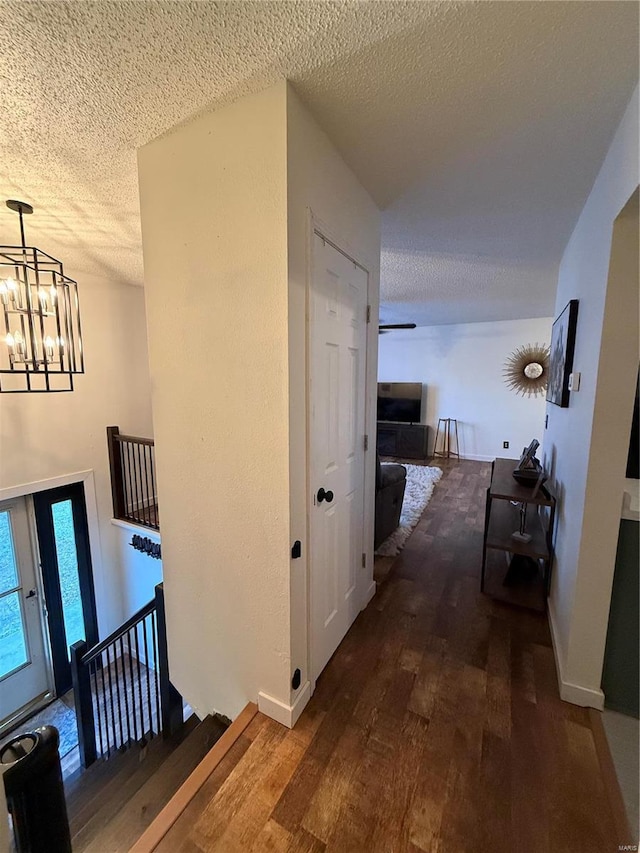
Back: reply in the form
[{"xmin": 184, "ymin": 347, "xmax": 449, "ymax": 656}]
[{"xmin": 375, "ymin": 454, "xmax": 407, "ymax": 549}]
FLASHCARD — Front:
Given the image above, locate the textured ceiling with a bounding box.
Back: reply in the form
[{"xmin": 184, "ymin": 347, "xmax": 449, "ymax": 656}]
[{"xmin": 0, "ymin": 1, "xmax": 637, "ymax": 326}]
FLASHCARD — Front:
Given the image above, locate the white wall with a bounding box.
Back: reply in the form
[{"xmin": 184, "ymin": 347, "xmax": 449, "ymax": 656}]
[
  {"xmin": 545, "ymin": 85, "xmax": 639, "ymax": 708},
  {"xmin": 286, "ymin": 84, "xmax": 380, "ymax": 711},
  {"xmin": 111, "ymin": 520, "xmax": 162, "ymax": 619},
  {"xmin": 378, "ymin": 318, "xmax": 552, "ymax": 461},
  {"xmin": 138, "ymin": 83, "xmax": 292, "ymax": 721},
  {"xmin": 138, "ymin": 81, "xmax": 381, "ymax": 725},
  {"xmin": 0, "ymin": 274, "xmax": 154, "ymax": 635}
]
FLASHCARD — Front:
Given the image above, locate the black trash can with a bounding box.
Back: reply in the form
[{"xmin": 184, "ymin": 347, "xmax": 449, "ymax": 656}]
[{"xmin": 1, "ymin": 725, "xmax": 71, "ymax": 853}]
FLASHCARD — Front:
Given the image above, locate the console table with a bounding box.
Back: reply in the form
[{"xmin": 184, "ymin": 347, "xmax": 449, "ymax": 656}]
[
  {"xmin": 377, "ymin": 422, "xmax": 429, "ymax": 460},
  {"xmin": 481, "ymin": 457, "xmax": 556, "ymax": 611}
]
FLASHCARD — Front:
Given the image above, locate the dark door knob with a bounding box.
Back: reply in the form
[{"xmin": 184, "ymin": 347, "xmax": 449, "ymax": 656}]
[
  {"xmin": 25, "ymin": 589, "xmax": 37, "ymax": 599},
  {"xmin": 317, "ymin": 488, "xmax": 334, "ymax": 504}
]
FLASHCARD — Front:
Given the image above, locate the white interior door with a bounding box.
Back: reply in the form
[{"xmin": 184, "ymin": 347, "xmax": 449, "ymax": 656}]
[
  {"xmin": 309, "ymin": 232, "xmax": 368, "ymax": 682},
  {"xmin": 0, "ymin": 497, "xmax": 50, "ymax": 728}
]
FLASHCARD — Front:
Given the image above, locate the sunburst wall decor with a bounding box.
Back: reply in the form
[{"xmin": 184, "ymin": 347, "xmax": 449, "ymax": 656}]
[{"xmin": 503, "ymin": 342, "xmax": 550, "ymax": 398}]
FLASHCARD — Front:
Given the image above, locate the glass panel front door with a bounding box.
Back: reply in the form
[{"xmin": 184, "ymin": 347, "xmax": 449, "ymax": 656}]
[{"xmin": 0, "ymin": 499, "xmax": 50, "ymax": 729}]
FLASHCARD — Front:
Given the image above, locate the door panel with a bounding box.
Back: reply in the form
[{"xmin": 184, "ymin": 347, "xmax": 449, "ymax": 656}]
[
  {"xmin": 309, "ymin": 233, "xmax": 368, "ymax": 681},
  {"xmin": 0, "ymin": 498, "xmax": 50, "ymax": 726},
  {"xmin": 34, "ymin": 482, "xmax": 98, "ymax": 695}
]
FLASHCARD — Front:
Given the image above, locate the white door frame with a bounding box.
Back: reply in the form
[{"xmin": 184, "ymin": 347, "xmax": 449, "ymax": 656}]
[
  {"xmin": 306, "ymin": 214, "xmax": 376, "ymax": 690},
  {"xmin": 0, "ymin": 469, "xmax": 104, "ymax": 731}
]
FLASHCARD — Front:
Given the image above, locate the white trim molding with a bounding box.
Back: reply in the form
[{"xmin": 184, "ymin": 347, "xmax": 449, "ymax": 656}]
[
  {"xmin": 111, "ymin": 517, "xmax": 161, "ymax": 541},
  {"xmin": 548, "ymin": 597, "xmax": 605, "ymax": 710},
  {"xmin": 362, "ymin": 579, "xmax": 377, "ymax": 609},
  {"xmin": 258, "ymin": 680, "xmax": 311, "ymax": 729}
]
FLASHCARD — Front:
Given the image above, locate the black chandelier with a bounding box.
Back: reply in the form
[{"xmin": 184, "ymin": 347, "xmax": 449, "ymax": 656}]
[{"xmin": 0, "ymin": 200, "xmax": 84, "ymax": 392}]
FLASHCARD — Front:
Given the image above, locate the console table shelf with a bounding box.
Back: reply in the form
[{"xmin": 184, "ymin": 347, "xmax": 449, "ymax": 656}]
[{"xmin": 481, "ymin": 458, "xmax": 556, "ymax": 612}]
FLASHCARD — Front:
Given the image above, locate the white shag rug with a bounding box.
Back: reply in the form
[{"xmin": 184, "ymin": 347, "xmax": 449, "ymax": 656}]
[{"xmin": 375, "ymin": 464, "xmax": 443, "ymax": 557}]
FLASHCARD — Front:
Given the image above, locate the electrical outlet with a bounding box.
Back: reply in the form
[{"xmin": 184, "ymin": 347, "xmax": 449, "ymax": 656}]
[{"xmin": 503, "ymin": 441, "xmax": 509, "ymax": 449}]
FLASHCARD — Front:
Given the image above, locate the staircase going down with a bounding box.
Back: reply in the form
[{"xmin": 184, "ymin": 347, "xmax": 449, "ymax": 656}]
[{"xmin": 63, "ymin": 714, "xmax": 227, "ymax": 852}]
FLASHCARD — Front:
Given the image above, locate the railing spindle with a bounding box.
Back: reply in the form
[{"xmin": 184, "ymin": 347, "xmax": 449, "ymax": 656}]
[
  {"xmin": 119, "ymin": 635, "xmax": 132, "ymax": 746},
  {"xmin": 126, "ymin": 630, "xmax": 139, "ymax": 743},
  {"xmin": 105, "ymin": 646, "xmax": 119, "ymax": 751},
  {"xmin": 133, "ymin": 623, "xmax": 146, "ymax": 743},
  {"xmin": 92, "ymin": 660, "xmax": 101, "ymax": 758},
  {"xmin": 142, "ymin": 615, "xmax": 154, "ymax": 738},
  {"xmin": 112, "ymin": 641, "xmax": 125, "ymax": 749},
  {"xmin": 140, "ymin": 443, "xmax": 148, "ymax": 525},
  {"xmin": 135, "ymin": 442, "xmax": 145, "ymax": 524},
  {"xmin": 151, "ymin": 610, "xmax": 161, "ymax": 735},
  {"xmin": 149, "ymin": 444, "xmax": 158, "ymax": 529},
  {"xmin": 97, "ymin": 654, "xmax": 110, "ymax": 758},
  {"xmin": 123, "ymin": 440, "xmax": 131, "ymax": 520},
  {"xmin": 132, "ymin": 442, "xmax": 142, "ymax": 523},
  {"xmin": 141, "ymin": 445, "xmax": 150, "ymax": 526}
]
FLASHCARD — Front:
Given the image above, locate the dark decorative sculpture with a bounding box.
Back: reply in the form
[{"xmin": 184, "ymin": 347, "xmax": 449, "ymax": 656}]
[{"xmin": 130, "ymin": 534, "xmax": 161, "ymax": 560}]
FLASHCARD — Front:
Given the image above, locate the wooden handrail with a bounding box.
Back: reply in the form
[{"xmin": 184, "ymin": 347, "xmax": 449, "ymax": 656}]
[
  {"xmin": 82, "ymin": 598, "xmax": 156, "ymax": 665},
  {"xmin": 112, "ymin": 433, "xmax": 155, "ymax": 447}
]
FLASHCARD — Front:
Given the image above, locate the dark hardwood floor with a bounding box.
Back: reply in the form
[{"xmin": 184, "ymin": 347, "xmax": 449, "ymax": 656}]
[{"xmin": 155, "ymin": 459, "xmax": 622, "ymax": 852}]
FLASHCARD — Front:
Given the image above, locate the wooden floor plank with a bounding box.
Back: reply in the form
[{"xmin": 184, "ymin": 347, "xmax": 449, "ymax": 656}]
[{"xmin": 141, "ymin": 459, "xmax": 623, "ymax": 853}]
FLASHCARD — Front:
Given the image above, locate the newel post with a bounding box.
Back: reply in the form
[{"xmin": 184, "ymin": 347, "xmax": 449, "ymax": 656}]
[
  {"xmin": 155, "ymin": 583, "xmax": 183, "ymax": 739},
  {"xmin": 70, "ymin": 640, "xmax": 97, "ymax": 768},
  {"xmin": 106, "ymin": 425, "xmax": 125, "ymax": 519}
]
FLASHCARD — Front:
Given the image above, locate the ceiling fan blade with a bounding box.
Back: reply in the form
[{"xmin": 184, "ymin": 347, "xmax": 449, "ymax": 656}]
[{"xmin": 378, "ymin": 323, "xmax": 417, "ymax": 330}]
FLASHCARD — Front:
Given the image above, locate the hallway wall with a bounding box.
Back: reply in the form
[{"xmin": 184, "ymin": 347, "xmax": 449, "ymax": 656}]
[{"xmin": 545, "ymin": 84, "xmax": 639, "ymax": 707}]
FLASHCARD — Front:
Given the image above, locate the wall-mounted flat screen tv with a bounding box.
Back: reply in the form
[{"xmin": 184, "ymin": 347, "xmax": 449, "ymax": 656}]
[{"xmin": 377, "ymin": 382, "xmax": 422, "ymax": 424}]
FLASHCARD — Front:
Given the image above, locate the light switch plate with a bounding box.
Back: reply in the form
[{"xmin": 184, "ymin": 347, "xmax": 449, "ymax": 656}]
[{"xmin": 568, "ymin": 372, "xmax": 581, "ymax": 392}]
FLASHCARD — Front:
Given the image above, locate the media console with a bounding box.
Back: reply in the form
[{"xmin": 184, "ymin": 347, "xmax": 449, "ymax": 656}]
[{"xmin": 376, "ymin": 422, "xmax": 429, "ymax": 460}]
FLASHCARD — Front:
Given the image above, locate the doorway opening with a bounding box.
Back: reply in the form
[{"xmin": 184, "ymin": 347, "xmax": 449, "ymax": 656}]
[{"xmin": 0, "ymin": 480, "xmax": 98, "ymax": 734}]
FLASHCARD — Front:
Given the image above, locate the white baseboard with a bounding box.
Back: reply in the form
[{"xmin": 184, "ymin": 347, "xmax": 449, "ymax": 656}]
[
  {"xmin": 548, "ymin": 597, "xmax": 605, "ymax": 710},
  {"xmin": 258, "ymin": 680, "xmax": 311, "ymax": 728},
  {"xmin": 362, "ymin": 580, "xmax": 377, "ymax": 609},
  {"xmin": 461, "ymin": 453, "xmax": 501, "ymax": 463}
]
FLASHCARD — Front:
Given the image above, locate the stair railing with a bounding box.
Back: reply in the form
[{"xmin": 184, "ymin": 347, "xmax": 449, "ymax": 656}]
[
  {"xmin": 70, "ymin": 583, "xmax": 183, "ymax": 768},
  {"xmin": 107, "ymin": 425, "xmax": 159, "ymax": 530}
]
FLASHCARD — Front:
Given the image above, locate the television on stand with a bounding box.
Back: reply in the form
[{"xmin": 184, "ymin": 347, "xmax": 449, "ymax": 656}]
[{"xmin": 377, "ymin": 382, "xmax": 422, "ymax": 424}]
